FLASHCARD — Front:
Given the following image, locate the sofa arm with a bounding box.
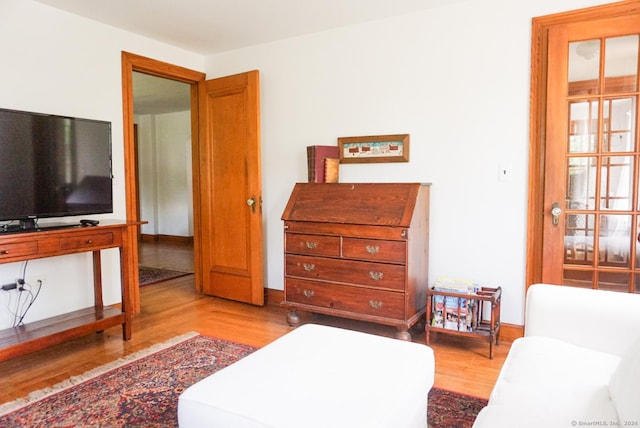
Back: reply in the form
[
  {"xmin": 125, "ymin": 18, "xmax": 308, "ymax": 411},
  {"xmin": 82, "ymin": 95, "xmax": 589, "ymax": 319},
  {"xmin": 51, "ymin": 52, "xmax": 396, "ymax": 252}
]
[{"xmin": 525, "ymin": 283, "xmax": 640, "ymax": 357}]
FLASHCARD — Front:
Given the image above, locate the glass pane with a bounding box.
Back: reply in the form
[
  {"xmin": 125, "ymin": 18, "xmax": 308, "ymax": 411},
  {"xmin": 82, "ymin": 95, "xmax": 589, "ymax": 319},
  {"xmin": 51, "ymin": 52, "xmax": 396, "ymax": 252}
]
[
  {"xmin": 564, "ymin": 214, "xmax": 595, "ymax": 264},
  {"xmin": 598, "ymin": 271, "xmax": 630, "ymax": 292},
  {"xmin": 635, "ymin": 217, "xmax": 640, "ymax": 270},
  {"xmin": 569, "ymin": 39, "xmax": 601, "ymax": 96},
  {"xmin": 563, "ymin": 269, "xmax": 593, "ymax": 288},
  {"xmin": 604, "ymin": 35, "xmax": 639, "ymax": 93},
  {"xmin": 603, "ymin": 97, "xmax": 636, "ymax": 152},
  {"xmin": 599, "ymin": 214, "xmax": 631, "ymax": 267},
  {"xmin": 568, "ymin": 100, "xmax": 598, "ymax": 153},
  {"xmin": 600, "ymin": 156, "xmax": 633, "ymax": 210},
  {"xmin": 567, "ymin": 157, "xmax": 597, "ymax": 209},
  {"xmin": 634, "ymin": 275, "xmax": 640, "ymax": 294}
]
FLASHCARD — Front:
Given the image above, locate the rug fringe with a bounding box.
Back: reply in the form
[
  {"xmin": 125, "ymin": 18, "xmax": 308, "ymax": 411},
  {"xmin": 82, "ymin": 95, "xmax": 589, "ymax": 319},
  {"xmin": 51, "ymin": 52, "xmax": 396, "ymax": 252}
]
[{"xmin": 0, "ymin": 331, "xmax": 200, "ymax": 417}]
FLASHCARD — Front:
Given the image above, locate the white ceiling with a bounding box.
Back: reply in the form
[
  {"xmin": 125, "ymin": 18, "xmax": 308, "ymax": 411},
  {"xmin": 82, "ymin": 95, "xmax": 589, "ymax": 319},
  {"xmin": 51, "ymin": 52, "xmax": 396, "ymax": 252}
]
[
  {"xmin": 133, "ymin": 72, "xmax": 191, "ymax": 115},
  {"xmin": 32, "ymin": 0, "xmax": 459, "ymax": 55},
  {"xmin": 32, "ymin": 0, "xmax": 465, "ymax": 115}
]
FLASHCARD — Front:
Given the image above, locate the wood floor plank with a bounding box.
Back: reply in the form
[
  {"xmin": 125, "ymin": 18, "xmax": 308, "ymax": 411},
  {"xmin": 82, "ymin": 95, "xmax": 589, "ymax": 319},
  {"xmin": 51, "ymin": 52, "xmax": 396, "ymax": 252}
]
[{"xmin": 0, "ymin": 242, "xmax": 509, "ymax": 405}]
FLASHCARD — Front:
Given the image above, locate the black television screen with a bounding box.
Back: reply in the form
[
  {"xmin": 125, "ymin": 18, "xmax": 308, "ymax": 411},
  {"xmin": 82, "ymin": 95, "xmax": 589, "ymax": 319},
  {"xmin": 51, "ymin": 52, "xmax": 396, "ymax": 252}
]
[{"xmin": 0, "ymin": 108, "xmax": 113, "ymax": 229}]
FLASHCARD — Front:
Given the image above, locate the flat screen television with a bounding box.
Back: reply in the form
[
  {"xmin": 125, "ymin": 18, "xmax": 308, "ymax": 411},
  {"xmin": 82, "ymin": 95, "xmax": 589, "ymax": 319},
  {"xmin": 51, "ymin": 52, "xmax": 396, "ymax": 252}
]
[{"xmin": 0, "ymin": 107, "xmax": 113, "ymax": 232}]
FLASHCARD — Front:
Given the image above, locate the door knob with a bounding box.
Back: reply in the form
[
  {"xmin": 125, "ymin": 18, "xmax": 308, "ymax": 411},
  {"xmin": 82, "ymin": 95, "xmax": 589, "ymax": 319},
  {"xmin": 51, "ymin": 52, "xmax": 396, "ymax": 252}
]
[
  {"xmin": 551, "ymin": 202, "xmax": 562, "ymax": 226},
  {"xmin": 247, "ymin": 196, "xmax": 256, "ymax": 213}
]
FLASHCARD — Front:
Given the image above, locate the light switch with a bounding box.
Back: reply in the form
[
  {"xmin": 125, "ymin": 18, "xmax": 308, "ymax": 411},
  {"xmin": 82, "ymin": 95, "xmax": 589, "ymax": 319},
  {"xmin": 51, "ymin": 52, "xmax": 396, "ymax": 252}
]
[{"xmin": 499, "ymin": 163, "xmax": 513, "ymax": 182}]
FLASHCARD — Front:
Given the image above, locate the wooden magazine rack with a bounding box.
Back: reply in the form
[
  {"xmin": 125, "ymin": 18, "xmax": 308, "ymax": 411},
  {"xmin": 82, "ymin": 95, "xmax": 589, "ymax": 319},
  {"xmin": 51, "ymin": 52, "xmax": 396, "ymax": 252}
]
[{"xmin": 425, "ymin": 286, "xmax": 501, "ymax": 359}]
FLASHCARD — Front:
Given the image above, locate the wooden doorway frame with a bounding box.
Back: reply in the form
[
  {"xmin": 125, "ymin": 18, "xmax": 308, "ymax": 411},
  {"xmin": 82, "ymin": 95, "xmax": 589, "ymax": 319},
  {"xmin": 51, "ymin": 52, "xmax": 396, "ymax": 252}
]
[
  {"xmin": 121, "ymin": 52, "xmax": 205, "ymax": 313},
  {"xmin": 526, "ymin": 1, "xmax": 640, "ymax": 290}
]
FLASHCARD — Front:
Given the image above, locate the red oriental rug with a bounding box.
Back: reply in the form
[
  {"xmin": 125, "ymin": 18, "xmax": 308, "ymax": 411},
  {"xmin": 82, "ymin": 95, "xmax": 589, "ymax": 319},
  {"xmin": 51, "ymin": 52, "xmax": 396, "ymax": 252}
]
[{"xmin": 0, "ymin": 333, "xmax": 487, "ymax": 428}]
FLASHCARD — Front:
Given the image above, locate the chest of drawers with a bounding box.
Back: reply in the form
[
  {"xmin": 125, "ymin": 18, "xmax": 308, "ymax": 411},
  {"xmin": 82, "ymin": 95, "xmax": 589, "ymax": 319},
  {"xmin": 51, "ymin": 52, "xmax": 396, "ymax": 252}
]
[{"xmin": 281, "ymin": 183, "xmax": 430, "ymax": 340}]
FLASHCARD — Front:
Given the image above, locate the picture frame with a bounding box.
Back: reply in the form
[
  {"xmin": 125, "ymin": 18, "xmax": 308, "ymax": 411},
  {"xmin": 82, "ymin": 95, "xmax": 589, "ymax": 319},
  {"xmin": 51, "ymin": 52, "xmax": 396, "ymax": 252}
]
[{"xmin": 338, "ymin": 134, "xmax": 410, "ymax": 164}]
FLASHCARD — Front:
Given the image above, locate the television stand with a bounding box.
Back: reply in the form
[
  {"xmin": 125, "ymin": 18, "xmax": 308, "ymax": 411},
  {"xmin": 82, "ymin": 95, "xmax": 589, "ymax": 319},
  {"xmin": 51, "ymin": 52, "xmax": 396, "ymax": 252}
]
[{"xmin": 0, "ymin": 221, "xmax": 138, "ymax": 362}]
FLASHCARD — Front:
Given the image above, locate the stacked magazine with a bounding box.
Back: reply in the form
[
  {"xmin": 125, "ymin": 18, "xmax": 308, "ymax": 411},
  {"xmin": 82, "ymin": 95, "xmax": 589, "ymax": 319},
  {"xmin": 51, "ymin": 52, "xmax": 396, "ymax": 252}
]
[{"xmin": 430, "ymin": 276, "xmax": 480, "ymax": 332}]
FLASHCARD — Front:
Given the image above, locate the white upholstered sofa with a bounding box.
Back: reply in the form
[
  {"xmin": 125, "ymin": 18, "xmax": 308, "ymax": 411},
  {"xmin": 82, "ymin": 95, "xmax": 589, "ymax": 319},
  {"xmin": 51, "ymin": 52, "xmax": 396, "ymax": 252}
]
[{"xmin": 473, "ymin": 283, "xmax": 640, "ymax": 428}]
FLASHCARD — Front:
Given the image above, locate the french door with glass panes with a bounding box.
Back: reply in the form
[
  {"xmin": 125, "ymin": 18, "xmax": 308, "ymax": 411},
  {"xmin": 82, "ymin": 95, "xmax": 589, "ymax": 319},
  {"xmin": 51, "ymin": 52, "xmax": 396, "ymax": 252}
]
[{"xmin": 542, "ymin": 15, "xmax": 640, "ymax": 292}]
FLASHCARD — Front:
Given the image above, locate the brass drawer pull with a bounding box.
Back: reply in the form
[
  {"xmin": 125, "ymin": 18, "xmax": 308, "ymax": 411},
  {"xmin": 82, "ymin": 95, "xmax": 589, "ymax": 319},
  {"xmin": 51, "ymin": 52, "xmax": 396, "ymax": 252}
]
[
  {"xmin": 0, "ymin": 250, "xmax": 8, "ymax": 255},
  {"xmin": 302, "ymin": 263, "xmax": 315, "ymax": 272},
  {"xmin": 85, "ymin": 240, "xmax": 93, "ymax": 244},
  {"xmin": 365, "ymin": 245, "xmax": 380, "ymax": 254},
  {"xmin": 369, "ymin": 300, "xmax": 383, "ymax": 309},
  {"xmin": 369, "ymin": 271, "xmax": 384, "ymax": 281},
  {"xmin": 303, "ymin": 289, "xmax": 315, "ymax": 298},
  {"xmin": 305, "ymin": 241, "xmax": 318, "ymax": 249}
]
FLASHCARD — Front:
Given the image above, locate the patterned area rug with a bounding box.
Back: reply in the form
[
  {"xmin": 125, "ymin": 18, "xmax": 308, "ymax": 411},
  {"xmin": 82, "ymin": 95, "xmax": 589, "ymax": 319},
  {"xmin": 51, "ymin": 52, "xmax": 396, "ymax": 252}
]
[
  {"xmin": 139, "ymin": 265, "xmax": 190, "ymax": 286},
  {"xmin": 428, "ymin": 388, "xmax": 487, "ymax": 428},
  {"xmin": 0, "ymin": 334, "xmax": 487, "ymax": 428}
]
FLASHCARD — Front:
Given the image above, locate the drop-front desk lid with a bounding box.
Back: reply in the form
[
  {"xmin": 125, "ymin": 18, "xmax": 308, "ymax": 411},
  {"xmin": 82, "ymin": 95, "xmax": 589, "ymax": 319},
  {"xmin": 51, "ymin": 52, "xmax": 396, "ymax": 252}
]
[{"xmin": 281, "ymin": 182, "xmax": 429, "ymax": 227}]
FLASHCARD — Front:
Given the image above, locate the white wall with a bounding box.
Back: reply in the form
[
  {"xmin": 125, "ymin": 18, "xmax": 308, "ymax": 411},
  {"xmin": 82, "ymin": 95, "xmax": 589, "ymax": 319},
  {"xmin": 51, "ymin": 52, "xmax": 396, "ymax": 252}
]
[
  {"xmin": 0, "ymin": 0, "xmax": 203, "ymax": 329},
  {"xmin": 204, "ymin": 0, "xmax": 616, "ymax": 325},
  {"xmin": 0, "ymin": 0, "xmax": 618, "ymax": 330},
  {"xmin": 136, "ymin": 111, "xmax": 193, "ymax": 237}
]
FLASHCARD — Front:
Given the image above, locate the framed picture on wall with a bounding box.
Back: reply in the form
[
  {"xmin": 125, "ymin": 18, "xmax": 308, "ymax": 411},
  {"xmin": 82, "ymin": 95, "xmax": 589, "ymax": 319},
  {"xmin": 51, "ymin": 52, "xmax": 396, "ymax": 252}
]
[{"xmin": 338, "ymin": 134, "xmax": 410, "ymax": 163}]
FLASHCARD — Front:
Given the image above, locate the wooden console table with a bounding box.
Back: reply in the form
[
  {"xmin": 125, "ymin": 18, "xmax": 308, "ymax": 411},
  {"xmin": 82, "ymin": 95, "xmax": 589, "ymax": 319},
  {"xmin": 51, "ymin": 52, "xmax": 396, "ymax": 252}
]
[
  {"xmin": 425, "ymin": 286, "xmax": 501, "ymax": 359},
  {"xmin": 0, "ymin": 221, "xmax": 137, "ymax": 362}
]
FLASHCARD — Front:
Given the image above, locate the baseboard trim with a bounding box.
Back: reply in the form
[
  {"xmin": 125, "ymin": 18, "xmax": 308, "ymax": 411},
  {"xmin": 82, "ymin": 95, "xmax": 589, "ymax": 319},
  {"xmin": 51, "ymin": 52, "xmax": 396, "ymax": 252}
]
[
  {"xmin": 499, "ymin": 323, "xmax": 524, "ymax": 342},
  {"xmin": 140, "ymin": 234, "xmax": 193, "ymax": 245},
  {"xmin": 266, "ymin": 288, "xmax": 524, "ymax": 341},
  {"xmin": 266, "ymin": 288, "xmax": 284, "ymax": 307}
]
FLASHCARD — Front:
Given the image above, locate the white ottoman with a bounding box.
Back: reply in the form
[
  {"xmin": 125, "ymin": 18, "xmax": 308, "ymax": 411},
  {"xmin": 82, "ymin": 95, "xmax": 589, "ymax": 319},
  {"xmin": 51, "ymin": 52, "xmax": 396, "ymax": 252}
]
[{"xmin": 178, "ymin": 324, "xmax": 434, "ymax": 428}]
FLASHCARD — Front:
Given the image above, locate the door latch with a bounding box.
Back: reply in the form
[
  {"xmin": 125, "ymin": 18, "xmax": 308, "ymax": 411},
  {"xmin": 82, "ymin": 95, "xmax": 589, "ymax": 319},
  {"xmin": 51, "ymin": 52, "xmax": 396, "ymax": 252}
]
[{"xmin": 551, "ymin": 202, "xmax": 562, "ymax": 226}]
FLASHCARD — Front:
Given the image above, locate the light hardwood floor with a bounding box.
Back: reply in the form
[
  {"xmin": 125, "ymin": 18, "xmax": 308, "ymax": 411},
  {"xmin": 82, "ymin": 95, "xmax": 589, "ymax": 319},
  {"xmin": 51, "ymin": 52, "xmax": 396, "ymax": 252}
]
[{"xmin": 0, "ymin": 241, "xmax": 510, "ymax": 405}]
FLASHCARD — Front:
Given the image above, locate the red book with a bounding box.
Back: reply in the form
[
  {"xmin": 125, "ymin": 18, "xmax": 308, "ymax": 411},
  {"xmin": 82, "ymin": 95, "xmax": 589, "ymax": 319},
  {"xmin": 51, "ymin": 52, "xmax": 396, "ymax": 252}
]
[{"xmin": 306, "ymin": 145, "xmax": 339, "ymax": 183}]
